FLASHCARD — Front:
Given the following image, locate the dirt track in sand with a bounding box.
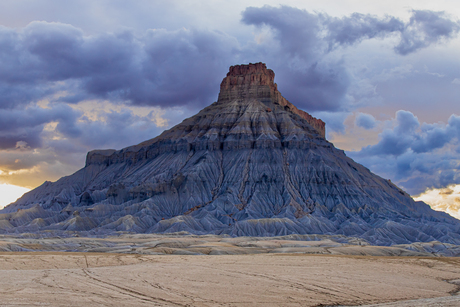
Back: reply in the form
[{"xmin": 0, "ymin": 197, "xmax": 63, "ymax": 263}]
[{"xmin": 1, "ymin": 253, "xmax": 460, "ymax": 306}]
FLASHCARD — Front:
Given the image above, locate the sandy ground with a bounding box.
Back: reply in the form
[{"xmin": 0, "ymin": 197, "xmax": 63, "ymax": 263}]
[
  {"xmin": 0, "ymin": 253, "xmax": 460, "ymax": 307},
  {"xmin": 3, "ymin": 233, "xmax": 460, "ymax": 256}
]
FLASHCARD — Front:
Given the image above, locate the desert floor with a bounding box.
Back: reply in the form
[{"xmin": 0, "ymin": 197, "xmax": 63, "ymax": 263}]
[{"xmin": 0, "ymin": 252, "xmax": 460, "ymax": 307}]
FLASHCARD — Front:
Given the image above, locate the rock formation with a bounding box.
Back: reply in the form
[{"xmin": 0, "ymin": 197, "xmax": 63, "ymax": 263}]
[{"xmin": 1, "ymin": 63, "xmax": 459, "ymax": 246}]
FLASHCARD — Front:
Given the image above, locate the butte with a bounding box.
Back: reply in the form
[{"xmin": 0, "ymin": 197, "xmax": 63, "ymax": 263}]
[{"xmin": 1, "ymin": 63, "xmax": 459, "ymax": 246}]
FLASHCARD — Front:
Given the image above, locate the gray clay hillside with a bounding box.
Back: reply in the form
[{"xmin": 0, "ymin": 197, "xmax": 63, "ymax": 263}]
[{"xmin": 2, "ymin": 63, "xmax": 460, "ymax": 246}]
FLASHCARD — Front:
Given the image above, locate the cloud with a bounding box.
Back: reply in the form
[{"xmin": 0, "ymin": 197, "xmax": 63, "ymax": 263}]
[
  {"xmin": 325, "ymin": 13, "xmax": 404, "ymax": 50},
  {"xmin": 311, "ymin": 111, "xmax": 352, "ymax": 136},
  {"xmin": 241, "ymin": 6, "xmax": 351, "ymax": 112},
  {"xmin": 273, "ymin": 62, "xmax": 350, "ymax": 112},
  {"xmin": 242, "ymin": 6, "xmax": 322, "ymax": 59},
  {"xmin": 0, "ymin": 104, "xmax": 80, "ymax": 150},
  {"xmin": 325, "ymin": 10, "xmax": 460, "ymax": 55},
  {"xmin": 240, "ymin": 6, "xmax": 460, "ymax": 113},
  {"xmin": 355, "ymin": 110, "xmax": 459, "ymax": 156},
  {"xmin": 0, "ymin": 21, "xmax": 209, "ymax": 186},
  {"xmin": 348, "ymin": 111, "xmax": 460, "ymax": 194},
  {"xmin": 355, "ymin": 113, "xmax": 377, "ymax": 129},
  {"xmin": 414, "ymin": 184, "xmax": 460, "ymax": 219},
  {"xmin": 59, "ymin": 107, "xmax": 167, "ymax": 150},
  {"xmin": 242, "ymin": 6, "xmax": 460, "ymax": 56},
  {"xmin": 134, "ymin": 28, "xmax": 238, "ymax": 107},
  {"xmin": 395, "ymin": 10, "xmax": 460, "ymax": 55},
  {"xmin": 1, "ymin": 6, "xmax": 459, "ymax": 192},
  {"xmin": 0, "ymin": 22, "xmax": 238, "ymax": 110},
  {"xmin": 0, "ymin": 8, "xmax": 457, "ymax": 113},
  {"xmin": 0, "ymin": 101, "xmax": 184, "ymax": 187}
]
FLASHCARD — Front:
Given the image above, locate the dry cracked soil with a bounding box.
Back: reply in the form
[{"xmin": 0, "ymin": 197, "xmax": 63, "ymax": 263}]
[{"xmin": 1, "ymin": 251, "xmax": 460, "ymax": 306}]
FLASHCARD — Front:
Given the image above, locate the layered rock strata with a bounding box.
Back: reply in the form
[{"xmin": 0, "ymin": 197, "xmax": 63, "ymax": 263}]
[
  {"xmin": 218, "ymin": 63, "xmax": 325, "ymax": 137},
  {"xmin": 1, "ymin": 63, "xmax": 459, "ymax": 246}
]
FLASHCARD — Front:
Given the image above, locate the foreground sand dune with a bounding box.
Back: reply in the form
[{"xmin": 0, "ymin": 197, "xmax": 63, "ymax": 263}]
[{"xmin": 1, "ymin": 252, "xmax": 460, "ymax": 306}]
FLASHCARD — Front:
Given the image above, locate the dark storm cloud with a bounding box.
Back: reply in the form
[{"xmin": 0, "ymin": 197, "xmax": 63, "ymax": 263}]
[
  {"xmin": 326, "ymin": 10, "xmax": 460, "ymax": 55},
  {"xmin": 0, "ymin": 7, "xmax": 457, "ymax": 112},
  {"xmin": 0, "ymin": 22, "xmax": 236, "ymax": 109},
  {"xmin": 242, "ymin": 6, "xmax": 322, "ymax": 58},
  {"xmin": 60, "ymin": 108, "xmax": 167, "ymax": 150},
  {"xmin": 0, "ymin": 21, "xmax": 233, "ymax": 186},
  {"xmin": 0, "ymin": 104, "xmax": 80, "ymax": 149},
  {"xmin": 242, "ymin": 6, "xmax": 460, "ymax": 56},
  {"xmin": 0, "ymin": 22, "xmax": 136, "ymax": 108},
  {"xmin": 350, "ymin": 150, "xmax": 460, "ymax": 195},
  {"xmin": 355, "ymin": 113, "xmax": 377, "ymax": 130},
  {"xmin": 0, "ymin": 103, "xmax": 170, "ymax": 185},
  {"xmin": 130, "ymin": 28, "xmax": 237, "ymax": 107},
  {"xmin": 325, "ymin": 13, "xmax": 404, "ymax": 50},
  {"xmin": 0, "ymin": 127, "xmax": 42, "ymax": 150},
  {"xmin": 241, "ymin": 6, "xmax": 350, "ymax": 112},
  {"xmin": 240, "ymin": 6, "xmax": 459, "ymax": 113},
  {"xmin": 358, "ymin": 111, "xmax": 459, "ymax": 156},
  {"xmin": 0, "ymin": 104, "xmax": 78, "ymax": 132},
  {"xmin": 349, "ymin": 111, "xmax": 460, "ymax": 194},
  {"xmin": 273, "ymin": 62, "xmax": 350, "ymax": 112},
  {"xmin": 395, "ymin": 10, "xmax": 460, "ymax": 55}
]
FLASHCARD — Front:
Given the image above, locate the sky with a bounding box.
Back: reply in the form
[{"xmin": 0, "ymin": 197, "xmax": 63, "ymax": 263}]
[{"xmin": 0, "ymin": 0, "xmax": 459, "ymax": 211}]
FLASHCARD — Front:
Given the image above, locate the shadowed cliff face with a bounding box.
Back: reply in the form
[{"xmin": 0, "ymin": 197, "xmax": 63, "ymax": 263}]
[{"xmin": 1, "ymin": 63, "xmax": 459, "ymax": 246}]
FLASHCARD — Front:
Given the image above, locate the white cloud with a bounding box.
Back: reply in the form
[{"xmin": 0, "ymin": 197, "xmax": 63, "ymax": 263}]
[{"xmin": 414, "ymin": 184, "xmax": 460, "ymax": 220}]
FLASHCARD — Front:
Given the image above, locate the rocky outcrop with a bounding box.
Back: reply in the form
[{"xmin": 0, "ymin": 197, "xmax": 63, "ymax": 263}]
[
  {"xmin": 219, "ymin": 63, "xmax": 325, "ymax": 137},
  {"xmin": 1, "ymin": 63, "xmax": 459, "ymax": 246},
  {"xmin": 85, "ymin": 149, "xmax": 116, "ymax": 167}
]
